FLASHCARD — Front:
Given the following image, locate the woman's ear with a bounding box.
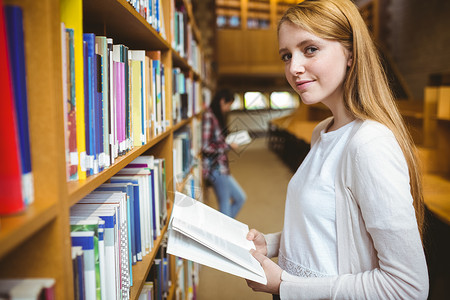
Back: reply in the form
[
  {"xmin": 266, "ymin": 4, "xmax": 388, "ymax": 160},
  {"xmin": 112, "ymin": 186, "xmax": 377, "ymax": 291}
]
[{"xmin": 347, "ymin": 51, "xmax": 353, "ymax": 67}]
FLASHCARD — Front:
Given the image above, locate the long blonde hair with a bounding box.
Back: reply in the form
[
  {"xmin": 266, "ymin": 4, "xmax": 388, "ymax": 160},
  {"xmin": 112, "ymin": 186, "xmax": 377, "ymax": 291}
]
[{"xmin": 279, "ymin": 0, "xmax": 425, "ymax": 238}]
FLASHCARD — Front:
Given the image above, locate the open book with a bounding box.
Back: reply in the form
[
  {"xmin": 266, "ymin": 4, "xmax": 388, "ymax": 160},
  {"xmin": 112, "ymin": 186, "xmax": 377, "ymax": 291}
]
[
  {"xmin": 167, "ymin": 192, "xmax": 267, "ymax": 284},
  {"xmin": 225, "ymin": 130, "xmax": 252, "ymax": 146}
]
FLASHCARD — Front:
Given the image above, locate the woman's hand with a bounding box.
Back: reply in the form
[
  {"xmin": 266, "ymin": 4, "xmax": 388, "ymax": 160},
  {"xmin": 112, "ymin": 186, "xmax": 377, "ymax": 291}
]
[
  {"xmin": 229, "ymin": 142, "xmax": 239, "ymax": 151},
  {"xmin": 246, "ymin": 249, "xmax": 282, "ymax": 294},
  {"xmin": 247, "ymin": 229, "xmax": 267, "ymax": 256}
]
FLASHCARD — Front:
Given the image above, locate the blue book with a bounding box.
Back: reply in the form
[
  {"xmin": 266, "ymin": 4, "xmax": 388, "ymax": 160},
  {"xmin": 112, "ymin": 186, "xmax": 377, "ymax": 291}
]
[
  {"xmin": 155, "ymin": 0, "xmax": 160, "ymax": 33},
  {"xmin": 72, "ymin": 246, "xmax": 86, "ymax": 300},
  {"xmin": 160, "ymin": 64, "xmax": 165, "ymax": 130},
  {"xmin": 110, "ymin": 178, "xmax": 142, "ymax": 262},
  {"xmin": 152, "ymin": 60, "xmax": 158, "ymax": 134},
  {"xmin": 71, "ymin": 231, "xmax": 96, "ymax": 300},
  {"xmin": 4, "ymin": 5, "xmax": 33, "ymax": 205},
  {"xmin": 83, "ymin": 33, "xmax": 98, "ymax": 175},
  {"xmin": 83, "ymin": 40, "xmax": 93, "ymax": 176},
  {"xmin": 149, "ymin": 168, "xmax": 157, "ymax": 239}
]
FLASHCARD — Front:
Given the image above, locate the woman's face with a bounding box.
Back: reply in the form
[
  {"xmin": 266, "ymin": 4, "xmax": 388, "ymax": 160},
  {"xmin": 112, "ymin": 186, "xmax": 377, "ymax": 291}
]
[
  {"xmin": 278, "ymin": 21, "xmax": 352, "ymax": 109},
  {"xmin": 220, "ymin": 98, "xmax": 233, "ymax": 113}
]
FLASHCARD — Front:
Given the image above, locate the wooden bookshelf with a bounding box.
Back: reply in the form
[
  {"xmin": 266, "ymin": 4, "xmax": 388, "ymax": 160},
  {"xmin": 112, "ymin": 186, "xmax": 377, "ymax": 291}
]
[
  {"xmin": 130, "ymin": 201, "xmax": 173, "ymax": 299},
  {"xmin": 0, "ymin": 0, "xmax": 207, "ymax": 299}
]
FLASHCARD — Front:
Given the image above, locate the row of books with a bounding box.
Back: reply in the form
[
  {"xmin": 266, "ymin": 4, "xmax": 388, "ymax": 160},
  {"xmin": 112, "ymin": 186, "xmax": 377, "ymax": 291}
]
[
  {"xmin": 0, "ymin": 278, "xmax": 55, "ymax": 300},
  {"xmin": 173, "ymin": 259, "xmax": 199, "ymax": 300},
  {"xmin": 70, "ymin": 155, "xmax": 167, "ymax": 300},
  {"xmin": 172, "ymin": 3, "xmax": 202, "ymax": 74},
  {"xmin": 172, "ymin": 121, "xmax": 203, "ymax": 196},
  {"xmin": 127, "ymin": 0, "xmax": 165, "ymax": 38},
  {"xmin": 0, "ymin": 3, "xmax": 34, "ymax": 215},
  {"xmin": 173, "ymin": 129, "xmax": 194, "ymax": 184},
  {"xmin": 61, "ymin": 23, "xmax": 168, "ymax": 181},
  {"xmin": 172, "ymin": 68, "xmax": 202, "ymax": 124},
  {"xmin": 140, "ymin": 238, "xmax": 172, "ymax": 300}
]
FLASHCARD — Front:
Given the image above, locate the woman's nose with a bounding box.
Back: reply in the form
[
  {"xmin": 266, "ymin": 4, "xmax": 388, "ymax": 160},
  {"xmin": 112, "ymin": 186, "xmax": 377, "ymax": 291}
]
[{"xmin": 289, "ymin": 55, "xmax": 306, "ymax": 76}]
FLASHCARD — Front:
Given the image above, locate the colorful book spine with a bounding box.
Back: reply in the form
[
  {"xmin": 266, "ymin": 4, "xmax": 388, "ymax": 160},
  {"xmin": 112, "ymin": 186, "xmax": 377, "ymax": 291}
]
[
  {"xmin": 83, "ymin": 40, "xmax": 93, "ymax": 176},
  {"xmin": 95, "ymin": 50, "xmax": 104, "ymax": 173},
  {"xmin": 96, "ymin": 36, "xmax": 110, "ymax": 168},
  {"xmin": 61, "ymin": 23, "xmax": 70, "ymax": 181},
  {"xmin": 145, "ymin": 55, "xmax": 153, "ymax": 142},
  {"xmin": 83, "ymin": 33, "xmax": 98, "ymax": 175},
  {"xmin": 71, "ymin": 231, "xmax": 96, "ymax": 300},
  {"xmin": 107, "ymin": 38, "xmax": 117, "ymax": 164},
  {"xmin": 0, "ymin": 0, "xmax": 24, "ymax": 215},
  {"xmin": 130, "ymin": 50, "xmax": 144, "ymax": 147},
  {"xmin": 4, "ymin": 5, "xmax": 34, "ymax": 205},
  {"xmin": 60, "ymin": 0, "xmax": 87, "ymax": 180},
  {"xmin": 67, "ymin": 28, "xmax": 79, "ymax": 181}
]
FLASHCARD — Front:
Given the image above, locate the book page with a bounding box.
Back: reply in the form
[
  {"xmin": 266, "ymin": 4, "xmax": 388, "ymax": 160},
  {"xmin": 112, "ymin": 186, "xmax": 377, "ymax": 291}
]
[
  {"xmin": 225, "ymin": 130, "xmax": 252, "ymax": 146},
  {"xmin": 169, "ymin": 192, "xmax": 266, "ymax": 283},
  {"xmin": 167, "ymin": 227, "xmax": 267, "ymax": 284}
]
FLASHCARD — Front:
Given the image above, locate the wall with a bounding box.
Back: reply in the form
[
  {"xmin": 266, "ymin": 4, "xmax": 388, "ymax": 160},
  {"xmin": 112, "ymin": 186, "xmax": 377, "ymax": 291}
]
[
  {"xmin": 227, "ymin": 109, "xmax": 294, "ymax": 134},
  {"xmin": 355, "ymin": 0, "xmax": 450, "ymax": 100},
  {"xmin": 389, "ymin": 0, "xmax": 450, "ymax": 100}
]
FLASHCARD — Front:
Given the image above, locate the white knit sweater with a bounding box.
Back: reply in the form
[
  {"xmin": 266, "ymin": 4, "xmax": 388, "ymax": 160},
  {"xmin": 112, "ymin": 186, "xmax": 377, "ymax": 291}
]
[{"xmin": 265, "ymin": 117, "xmax": 429, "ymax": 299}]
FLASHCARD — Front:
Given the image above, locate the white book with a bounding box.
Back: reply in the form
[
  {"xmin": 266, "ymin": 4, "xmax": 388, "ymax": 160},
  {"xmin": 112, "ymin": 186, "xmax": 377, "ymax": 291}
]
[
  {"xmin": 80, "ymin": 192, "xmax": 129, "ymax": 299},
  {"xmin": 118, "ymin": 166, "xmax": 155, "ymax": 253},
  {"xmin": 226, "ymin": 130, "xmax": 252, "ymax": 146},
  {"xmin": 70, "ymin": 217, "xmax": 106, "ymax": 300},
  {"xmin": 71, "ymin": 206, "xmax": 118, "ymax": 300},
  {"xmin": 111, "ymin": 174, "xmax": 147, "ymax": 260},
  {"xmin": 167, "ymin": 192, "xmax": 267, "ymax": 284},
  {"xmin": 0, "ymin": 278, "xmax": 55, "ymax": 300}
]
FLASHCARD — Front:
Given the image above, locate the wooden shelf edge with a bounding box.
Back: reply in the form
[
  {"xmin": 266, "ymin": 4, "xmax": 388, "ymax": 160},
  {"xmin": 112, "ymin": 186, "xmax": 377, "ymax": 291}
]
[
  {"xmin": 68, "ymin": 130, "xmax": 171, "ymax": 205},
  {"xmin": 83, "ymin": 0, "xmax": 171, "ymax": 50},
  {"xmin": 0, "ymin": 201, "xmax": 58, "ymax": 259},
  {"xmin": 176, "ymin": 164, "xmax": 198, "ymax": 193},
  {"xmin": 182, "ymin": 0, "xmax": 201, "ymax": 43},
  {"xmin": 130, "ymin": 200, "xmax": 173, "ymax": 299},
  {"xmin": 172, "ymin": 117, "xmax": 193, "ymax": 132}
]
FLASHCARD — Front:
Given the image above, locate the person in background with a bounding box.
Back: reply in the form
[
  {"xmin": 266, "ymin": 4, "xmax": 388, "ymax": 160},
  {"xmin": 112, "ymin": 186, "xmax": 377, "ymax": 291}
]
[
  {"xmin": 202, "ymin": 89, "xmax": 246, "ymax": 218},
  {"xmin": 245, "ymin": 0, "xmax": 429, "ymax": 299}
]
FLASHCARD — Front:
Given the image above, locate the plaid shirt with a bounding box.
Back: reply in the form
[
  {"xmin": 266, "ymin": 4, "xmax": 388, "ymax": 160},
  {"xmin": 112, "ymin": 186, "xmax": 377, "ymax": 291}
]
[{"xmin": 202, "ymin": 108, "xmax": 230, "ymax": 179}]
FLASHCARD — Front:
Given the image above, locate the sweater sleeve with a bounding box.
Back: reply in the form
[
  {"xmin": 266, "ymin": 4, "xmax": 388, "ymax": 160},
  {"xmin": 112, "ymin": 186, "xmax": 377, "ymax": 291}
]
[
  {"xmin": 279, "ymin": 128, "xmax": 429, "ymax": 299},
  {"xmin": 263, "ymin": 232, "xmax": 281, "ymax": 258}
]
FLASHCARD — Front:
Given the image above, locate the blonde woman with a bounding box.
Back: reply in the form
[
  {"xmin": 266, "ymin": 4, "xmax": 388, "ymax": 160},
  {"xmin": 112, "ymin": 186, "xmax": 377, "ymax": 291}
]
[{"xmin": 246, "ymin": 0, "xmax": 428, "ymax": 298}]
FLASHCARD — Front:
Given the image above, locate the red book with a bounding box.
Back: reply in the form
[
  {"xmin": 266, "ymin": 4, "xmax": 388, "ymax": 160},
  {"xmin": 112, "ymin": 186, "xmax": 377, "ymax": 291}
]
[{"xmin": 0, "ymin": 0, "xmax": 25, "ymax": 215}]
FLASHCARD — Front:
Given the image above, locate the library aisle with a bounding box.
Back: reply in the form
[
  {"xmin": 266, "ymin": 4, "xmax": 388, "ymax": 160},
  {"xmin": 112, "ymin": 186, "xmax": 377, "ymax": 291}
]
[{"xmin": 197, "ymin": 137, "xmax": 292, "ymax": 299}]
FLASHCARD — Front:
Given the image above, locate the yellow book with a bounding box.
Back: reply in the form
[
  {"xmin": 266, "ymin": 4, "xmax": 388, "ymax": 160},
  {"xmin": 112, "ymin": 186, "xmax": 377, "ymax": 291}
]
[
  {"xmin": 130, "ymin": 51, "xmax": 143, "ymax": 147},
  {"xmin": 437, "ymin": 86, "xmax": 450, "ymax": 120},
  {"xmin": 60, "ymin": 0, "xmax": 86, "ymax": 180}
]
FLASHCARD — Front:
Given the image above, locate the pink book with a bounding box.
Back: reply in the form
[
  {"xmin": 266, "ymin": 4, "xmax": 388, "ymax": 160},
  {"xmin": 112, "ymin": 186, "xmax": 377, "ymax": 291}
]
[{"xmin": 114, "ymin": 61, "xmax": 121, "ymax": 155}]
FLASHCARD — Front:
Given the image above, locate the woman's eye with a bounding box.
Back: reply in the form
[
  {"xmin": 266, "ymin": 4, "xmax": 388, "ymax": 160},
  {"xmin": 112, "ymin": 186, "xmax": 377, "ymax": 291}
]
[
  {"xmin": 281, "ymin": 53, "xmax": 292, "ymax": 62},
  {"xmin": 305, "ymin": 47, "xmax": 318, "ymax": 55}
]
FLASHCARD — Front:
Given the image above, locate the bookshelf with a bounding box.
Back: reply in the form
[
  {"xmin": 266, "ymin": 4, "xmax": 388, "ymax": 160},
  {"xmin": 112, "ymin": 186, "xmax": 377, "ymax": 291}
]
[
  {"xmin": 0, "ymin": 0, "xmax": 207, "ymax": 299},
  {"xmin": 215, "ymin": 0, "xmax": 298, "ymax": 29}
]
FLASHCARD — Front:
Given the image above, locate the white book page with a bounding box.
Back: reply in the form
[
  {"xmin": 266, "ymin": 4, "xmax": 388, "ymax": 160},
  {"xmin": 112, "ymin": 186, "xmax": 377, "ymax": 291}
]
[
  {"xmin": 171, "ymin": 193, "xmax": 266, "ymax": 279},
  {"xmin": 167, "ymin": 228, "xmax": 267, "ymax": 284},
  {"xmin": 225, "ymin": 130, "xmax": 252, "ymax": 146}
]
